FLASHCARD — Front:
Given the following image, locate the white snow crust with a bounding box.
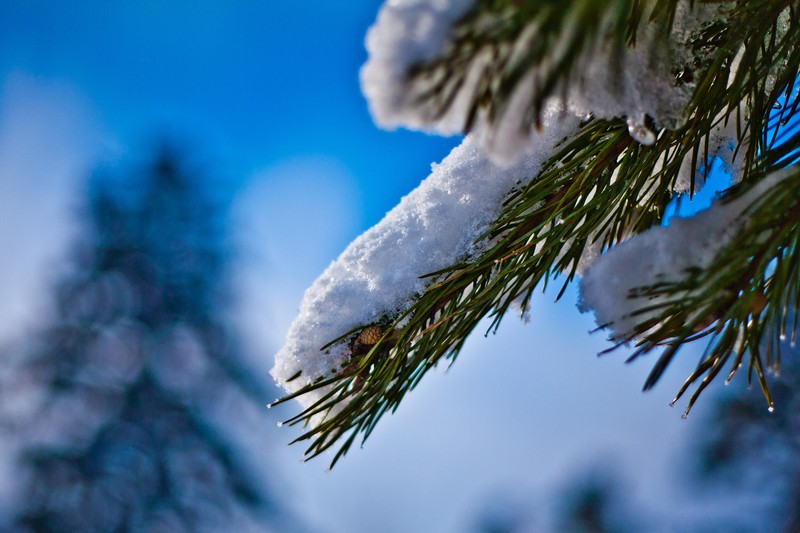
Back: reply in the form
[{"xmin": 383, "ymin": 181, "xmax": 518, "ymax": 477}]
[
  {"xmin": 361, "ymin": 0, "xmax": 728, "ymax": 165},
  {"xmin": 272, "ymin": 107, "xmax": 578, "ymax": 408},
  {"xmin": 579, "ymin": 169, "xmax": 790, "ymax": 341},
  {"xmin": 360, "ymin": 0, "xmax": 478, "ymax": 136}
]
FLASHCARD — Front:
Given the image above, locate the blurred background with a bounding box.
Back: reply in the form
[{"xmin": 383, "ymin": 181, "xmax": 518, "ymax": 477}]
[{"xmin": 0, "ymin": 1, "xmax": 797, "ymax": 532}]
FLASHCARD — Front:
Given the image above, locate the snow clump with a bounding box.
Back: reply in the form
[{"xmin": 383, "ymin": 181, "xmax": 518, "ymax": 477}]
[
  {"xmin": 579, "ymin": 168, "xmax": 791, "ymax": 341},
  {"xmin": 361, "ymin": 0, "xmax": 730, "ymax": 165},
  {"xmin": 272, "ymin": 107, "xmax": 578, "ymax": 410}
]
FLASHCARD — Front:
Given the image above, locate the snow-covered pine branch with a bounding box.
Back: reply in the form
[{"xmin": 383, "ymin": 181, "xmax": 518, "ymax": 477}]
[
  {"xmin": 272, "ymin": 0, "xmax": 800, "ymax": 465},
  {"xmin": 272, "ymin": 109, "xmax": 578, "ymax": 418}
]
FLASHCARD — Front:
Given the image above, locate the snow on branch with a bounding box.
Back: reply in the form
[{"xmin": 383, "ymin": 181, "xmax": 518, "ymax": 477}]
[
  {"xmin": 580, "ymin": 168, "xmax": 792, "ymax": 342},
  {"xmin": 361, "ymin": 0, "xmax": 727, "ymax": 164},
  {"xmin": 272, "ymin": 107, "xmax": 578, "ymax": 411}
]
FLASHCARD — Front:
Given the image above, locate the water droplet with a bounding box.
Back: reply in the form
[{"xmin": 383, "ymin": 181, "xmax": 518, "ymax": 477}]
[
  {"xmin": 681, "ymin": 412, "xmax": 688, "ymax": 420},
  {"xmin": 772, "ymin": 101, "xmax": 783, "ymax": 110},
  {"xmin": 768, "ymin": 405, "xmax": 775, "ymax": 413},
  {"xmin": 780, "ymin": 118, "xmax": 790, "ymax": 126},
  {"xmin": 627, "ymin": 118, "xmax": 656, "ymax": 145},
  {"xmin": 276, "ymin": 421, "xmax": 283, "ymax": 427},
  {"xmin": 780, "ymin": 333, "xmax": 787, "ymax": 341}
]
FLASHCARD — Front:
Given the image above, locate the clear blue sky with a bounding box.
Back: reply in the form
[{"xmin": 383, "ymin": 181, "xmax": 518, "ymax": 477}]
[
  {"xmin": 0, "ymin": 1, "xmax": 459, "ymax": 222},
  {"xmin": 0, "ymin": 2, "xmax": 741, "ymax": 532}
]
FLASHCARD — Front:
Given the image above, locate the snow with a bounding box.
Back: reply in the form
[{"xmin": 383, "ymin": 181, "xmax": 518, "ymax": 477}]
[
  {"xmin": 272, "ymin": 106, "xmax": 579, "ymax": 409},
  {"xmin": 360, "ymin": 0, "xmax": 477, "ymax": 136},
  {"xmin": 361, "ymin": 0, "xmax": 728, "ymax": 165},
  {"xmin": 579, "ymin": 168, "xmax": 791, "ymax": 341}
]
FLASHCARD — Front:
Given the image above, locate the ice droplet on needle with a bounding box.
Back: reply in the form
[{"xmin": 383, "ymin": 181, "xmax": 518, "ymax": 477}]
[{"xmin": 626, "ymin": 117, "xmax": 656, "ymax": 145}]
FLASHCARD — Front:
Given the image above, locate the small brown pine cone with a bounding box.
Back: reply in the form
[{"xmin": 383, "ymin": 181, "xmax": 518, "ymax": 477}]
[{"xmin": 356, "ymin": 325, "xmax": 384, "ymax": 346}]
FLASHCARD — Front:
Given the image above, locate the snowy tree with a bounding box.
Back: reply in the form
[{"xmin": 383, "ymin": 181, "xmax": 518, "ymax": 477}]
[
  {"xmin": 0, "ymin": 148, "xmax": 293, "ymax": 532},
  {"xmin": 270, "ymin": 0, "xmax": 800, "ymax": 465}
]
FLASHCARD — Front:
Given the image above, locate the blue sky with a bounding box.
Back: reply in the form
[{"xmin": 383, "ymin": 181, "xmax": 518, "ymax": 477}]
[
  {"xmin": 0, "ymin": 2, "xmax": 738, "ymax": 532},
  {"xmin": 0, "ymin": 1, "xmax": 458, "ymax": 221}
]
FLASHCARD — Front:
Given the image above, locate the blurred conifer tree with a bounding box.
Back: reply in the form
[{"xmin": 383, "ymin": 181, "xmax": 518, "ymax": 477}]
[{"xmin": 2, "ymin": 146, "xmax": 293, "ymax": 532}]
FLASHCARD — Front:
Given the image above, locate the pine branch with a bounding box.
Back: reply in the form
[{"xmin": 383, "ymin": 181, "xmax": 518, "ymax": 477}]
[{"xmin": 273, "ymin": 0, "xmax": 800, "ymax": 466}]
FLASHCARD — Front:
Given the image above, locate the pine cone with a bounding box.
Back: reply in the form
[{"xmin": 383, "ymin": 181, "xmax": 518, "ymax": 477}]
[{"xmin": 356, "ymin": 325, "xmax": 384, "ymax": 346}]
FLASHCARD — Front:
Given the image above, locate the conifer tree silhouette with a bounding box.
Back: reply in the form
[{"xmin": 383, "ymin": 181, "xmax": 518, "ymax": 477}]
[{"xmin": 7, "ymin": 147, "xmax": 289, "ymax": 532}]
